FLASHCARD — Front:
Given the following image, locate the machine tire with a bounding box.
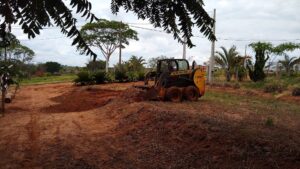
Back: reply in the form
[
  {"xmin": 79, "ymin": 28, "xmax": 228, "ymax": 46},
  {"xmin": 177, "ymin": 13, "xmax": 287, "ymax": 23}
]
[
  {"xmin": 184, "ymin": 86, "xmax": 199, "ymax": 101},
  {"xmin": 166, "ymin": 87, "xmax": 182, "ymax": 102}
]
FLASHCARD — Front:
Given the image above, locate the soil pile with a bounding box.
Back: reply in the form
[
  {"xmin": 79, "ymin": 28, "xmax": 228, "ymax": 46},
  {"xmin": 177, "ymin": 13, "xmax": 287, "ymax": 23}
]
[{"xmin": 43, "ymin": 87, "xmax": 120, "ymax": 113}]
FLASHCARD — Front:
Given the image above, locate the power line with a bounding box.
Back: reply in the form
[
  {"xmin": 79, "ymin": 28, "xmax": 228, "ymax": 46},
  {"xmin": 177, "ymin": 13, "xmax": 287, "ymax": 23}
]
[{"xmin": 12, "ymin": 24, "xmax": 300, "ymax": 42}]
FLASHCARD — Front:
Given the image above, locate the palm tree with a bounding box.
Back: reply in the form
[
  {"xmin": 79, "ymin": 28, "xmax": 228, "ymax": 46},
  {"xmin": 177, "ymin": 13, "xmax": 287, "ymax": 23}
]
[
  {"xmin": 128, "ymin": 56, "xmax": 146, "ymax": 72},
  {"xmin": 279, "ymin": 55, "xmax": 300, "ymax": 76},
  {"xmin": 215, "ymin": 46, "xmax": 240, "ymax": 81}
]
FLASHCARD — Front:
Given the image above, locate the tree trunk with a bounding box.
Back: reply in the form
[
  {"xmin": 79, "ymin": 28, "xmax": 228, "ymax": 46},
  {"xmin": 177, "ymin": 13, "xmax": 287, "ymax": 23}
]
[
  {"xmin": 226, "ymin": 70, "xmax": 231, "ymax": 82},
  {"xmin": 105, "ymin": 58, "xmax": 109, "ymax": 73}
]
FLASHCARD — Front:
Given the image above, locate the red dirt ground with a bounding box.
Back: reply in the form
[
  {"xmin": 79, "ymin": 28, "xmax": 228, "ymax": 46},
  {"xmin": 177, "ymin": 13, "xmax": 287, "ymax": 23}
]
[{"xmin": 0, "ymin": 82, "xmax": 299, "ymax": 169}]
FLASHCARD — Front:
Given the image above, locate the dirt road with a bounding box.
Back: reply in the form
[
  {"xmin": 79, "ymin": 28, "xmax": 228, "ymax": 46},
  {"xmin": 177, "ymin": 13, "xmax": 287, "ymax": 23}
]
[{"xmin": 0, "ymin": 82, "xmax": 299, "ymax": 169}]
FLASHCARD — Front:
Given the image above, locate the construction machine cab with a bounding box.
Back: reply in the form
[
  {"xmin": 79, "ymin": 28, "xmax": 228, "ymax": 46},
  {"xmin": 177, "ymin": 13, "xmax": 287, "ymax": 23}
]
[{"xmin": 157, "ymin": 59, "xmax": 190, "ymax": 73}]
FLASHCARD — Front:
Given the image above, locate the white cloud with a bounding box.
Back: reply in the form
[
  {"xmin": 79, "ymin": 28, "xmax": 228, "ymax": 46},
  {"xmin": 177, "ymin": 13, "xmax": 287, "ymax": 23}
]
[{"xmin": 10, "ymin": 0, "xmax": 300, "ymax": 66}]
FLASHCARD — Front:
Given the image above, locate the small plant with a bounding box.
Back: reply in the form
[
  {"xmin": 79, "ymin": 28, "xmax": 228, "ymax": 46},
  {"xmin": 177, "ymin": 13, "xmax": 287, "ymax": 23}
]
[
  {"xmin": 233, "ymin": 83, "xmax": 240, "ymax": 89},
  {"xmin": 265, "ymin": 117, "xmax": 274, "ymax": 127},
  {"xmin": 92, "ymin": 71, "xmax": 106, "ymax": 84},
  {"xmin": 114, "ymin": 64, "xmax": 127, "ymax": 82},
  {"xmin": 137, "ymin": 71, "xmax": 145, "ymax": 81},
  {"xmin": 74, "ymin": 71, "xmax": 93, "ymax": 85},
  {"xmin": 264, "ymin": 82, "xmax": 286, "ymax": 93},
  {"xmin": 292, "ymin": 87, "xmax": 300, "ymax": 96},
  {"xmin": 236, "ymin": 66, "xmax": 247, "ymax": 82},
  {"xmin": 126, "ymin": 71, "xmax": 138, "ymax": 81}
]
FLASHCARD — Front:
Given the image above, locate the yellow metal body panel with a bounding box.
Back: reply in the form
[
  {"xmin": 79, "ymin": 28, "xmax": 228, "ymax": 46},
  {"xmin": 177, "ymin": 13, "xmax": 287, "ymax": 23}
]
[{"xmin": 193, "ymin": 68, "xmax": 206, "ymax": 96}]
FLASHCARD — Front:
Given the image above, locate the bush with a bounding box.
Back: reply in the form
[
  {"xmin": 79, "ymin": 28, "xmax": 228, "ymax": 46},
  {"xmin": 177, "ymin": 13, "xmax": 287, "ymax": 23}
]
[
  {"xmin": 292, "ymin": 88, "xmax": 300, "ymax": 96},
  {"xmin": 115, "ymin": 64, "xmax": 127, "ymax": 82},
  {"xmin": 233, "ymin": 83, "xmax": 240, "ymax": 89},
  {"xmin": 236, "ymin": 67, "xmax": 247, "ymax": 82},
  {"xmin": 264, "ymin": 83, "xmax": 286, "ymax": 93},
  {"xmin": 126, "ymin": 71, "xmax": 138, "ymax": 81},
  {"xmin": 265, "ymin": 117, "xmax": 274, "ymax": 127},
  {"xmin": 74, "ymin": 71, "xmax": 93, "ymax": 85},
  {"xmin": 105, "ymin": 72, "xmax": 115, "ymax": 82},
  {"xmin": 137, "ymin": 71, "xmax": 145, "ymax": 81},
  {"xmin": 92, "ymin": 71, "xmax": 106, "ymax": 84}
]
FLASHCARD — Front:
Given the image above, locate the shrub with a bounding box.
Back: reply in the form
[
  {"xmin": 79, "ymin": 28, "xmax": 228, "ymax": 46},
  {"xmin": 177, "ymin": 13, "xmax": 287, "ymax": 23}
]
[
  {"xmin": 292, "ymin": 88, "xmax": 300, "ymax": 96},
  {"xmin": 105, "ymin": 72, "xmax": 115, "ymax": 82},
  {"xmin": 233, "ymin": 83, "xmax": 240, "ymax": 89},
  {"xmin": 236, "ymin": 67, "xmax": 247, "ymax": 82},
  {"xmin": 264, "ymin": 82, "xmax": 286, "ymax": 93},
  {"xmin": 265, "ymin": 117, "xmax": 274, "ymax": 127},
  {"xmin": 114, "ymin": 64, "xmax": 127, "ymax": 82},
  {"xmin": 126, "ymin": 71, "xmax": 138, "ymax": 81},
  {"xmin": 92, "ymin": 71, "xmax": 107, "ymax": 84},
  {"xmin": 137, "ymin": 71, "xmax": 145, "ymax": 81},
  {"xmin": 74, "ymin": 71, "xmax": 93, "ymax": 85}
]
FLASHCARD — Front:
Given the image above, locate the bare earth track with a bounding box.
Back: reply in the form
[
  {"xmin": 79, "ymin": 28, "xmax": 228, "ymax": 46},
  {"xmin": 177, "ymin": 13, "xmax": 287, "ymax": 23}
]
[{"xmin": 0, "ymin": 82, "xmax": 299, "ymax": 169}]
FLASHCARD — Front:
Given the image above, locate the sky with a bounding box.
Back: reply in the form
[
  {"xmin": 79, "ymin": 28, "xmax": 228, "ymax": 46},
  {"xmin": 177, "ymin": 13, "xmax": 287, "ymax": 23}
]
[{"xmin": 11, "ymin": 0, "xmax": 300, "ymax": 67}]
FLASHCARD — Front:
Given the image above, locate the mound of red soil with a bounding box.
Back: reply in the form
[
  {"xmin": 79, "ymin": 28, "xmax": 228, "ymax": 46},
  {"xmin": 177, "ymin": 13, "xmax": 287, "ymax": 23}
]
[
  {"xmin": 121, "ymin": 87, "xmax": 156, "ymax": 102},
  {"xmin": 43, "ymin": 87, "xmax": 120, "ymax": 113}
]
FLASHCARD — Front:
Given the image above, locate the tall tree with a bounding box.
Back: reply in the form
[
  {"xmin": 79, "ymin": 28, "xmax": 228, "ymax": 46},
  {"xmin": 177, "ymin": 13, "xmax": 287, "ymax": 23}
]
[
  {"xmin": 279, "ymin": 55, "xmax": 300, "ymax": 76},
  {"xmin": 215, "ymin": 46, "xmax": 240, "ymax": 82},
  {"xmin": 80, "ymin": 19, "xmax": 138, "ymax": 72},
  {"xmin": 45, "ymin": 61, "xmax": 61, "ymax": 74},
  {"xmin": 148, "ymin": 55, "xmax": 168, "ymax": 70},
  {"xmin": 0, "ymin": 0, "xmax": 216, "ymax": 58},
  {"xmin": 247, "ymin": 42, "xmax": 273, "ymax": 82},
  {"xmin": 0, "ymin": 32, "xmax": 35, "ymax": 63}
]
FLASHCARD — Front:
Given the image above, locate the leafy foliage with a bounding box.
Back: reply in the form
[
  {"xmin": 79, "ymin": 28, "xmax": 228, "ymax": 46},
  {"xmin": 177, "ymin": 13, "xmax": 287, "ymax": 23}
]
[
  {"xmin": 247, "ymin": 42, "xmax": 273, "ymax": 82},
  {"xmin": 0, "ymin": 0, "xmax": 98, "ymax": 58},
  {"xmin": 92, "ymin": 71, "xmax": 107, "ymax": 84},
  {"xmin": 80, "ymin": 19, "xmax": 138, "ymax": 72},
  {"xmin": 1, "ymin": 0, "xmax": 215, "ymax": 58},
  {"xmin": 215, "ymin": 46, "xmax": 240, "ymax": 82},
  {"xmin": 111, "ymin": 0, "xmax": 216, "ymax": 47},
  {"xmin": 86, "ymin": 60, "xmax": 106, "ymax": 72},
  {"xmin": 114, "ymin": 63, "xmax": 127, "ymax": 82},
  {"xmin": 74, "ymin": 71, "xmax": 93, "ymax": 85},
  {"xmin": 45, "ymin": 62, "xmax": 62, "ymax": 74},
  {"xmin": 273, "ymin": 43, "xmax": 300, "ymax": 55},
  {"xmin": 114, "ymin": 55, "xmax": 146, "ymax": 82},
  {"xmin": 264, "ymin": 82, "xmax": 286, "ymax": 93},
  {"xmin": 148, "ymin": 55, "xmax": 168, "ymax": 70},
  {"xmin": 279, "ymin": 55, "xmax": 300, "ymax": 76}
]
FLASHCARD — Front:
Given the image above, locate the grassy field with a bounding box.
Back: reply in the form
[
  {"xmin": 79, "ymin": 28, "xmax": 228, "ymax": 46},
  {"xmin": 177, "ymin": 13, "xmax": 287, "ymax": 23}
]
[
  {"xmin": 204, "ymin": 90, "xmax": 300, "ymax": 115},
  {"xmin": 21, "ymin": 74, "xmax": 77, "ymax": 85}
]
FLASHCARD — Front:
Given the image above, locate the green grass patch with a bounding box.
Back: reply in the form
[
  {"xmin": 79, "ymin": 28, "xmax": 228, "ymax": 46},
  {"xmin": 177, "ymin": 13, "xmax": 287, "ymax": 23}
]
[
  {"xmin": 203, "ymin": 90, "xmax": 300, "ymax": 115},
  {"xmin": 21, "ymin": 74, "xmax": 76, "ymax": 85}
]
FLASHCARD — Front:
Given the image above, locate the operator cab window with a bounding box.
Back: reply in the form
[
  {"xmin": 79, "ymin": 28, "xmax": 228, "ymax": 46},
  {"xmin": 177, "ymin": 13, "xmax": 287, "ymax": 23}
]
[
  {"xmin": 177, "ymin": 60, "xmax": 189, "ymax": 70},
  {"xmin": 168, "ymin": 60, "xmax": 178, "ymax": 71},
  {"xmin": 160, "ymin": 60, "xmax": 169, "ymax": 72}
]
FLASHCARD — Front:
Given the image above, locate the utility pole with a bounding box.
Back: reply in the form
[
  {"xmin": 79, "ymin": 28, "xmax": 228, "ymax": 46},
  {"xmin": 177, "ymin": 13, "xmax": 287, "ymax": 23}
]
[
  {"xmin": 208, "ymin": 9, "xmax": 216, "ymax": 84},
  {"xmin": 183, "ymin": 37, "xmax": 187, "ymax": 59},
  {"xmin": 118, "ymin": 21, "xmax": 122, "ymax": 65}
]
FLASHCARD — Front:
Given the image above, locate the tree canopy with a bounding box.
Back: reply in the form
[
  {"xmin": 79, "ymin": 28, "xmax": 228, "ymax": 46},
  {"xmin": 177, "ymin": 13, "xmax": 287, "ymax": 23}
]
[
  {"xmin": 0, "ymin": 33, "xmax": 35, "ymax": 63},
  {"xmin": 45, "ymin": 61, "xmax": 62, "ymax": 74},
  {"xmin": 0, "ymin": 0, "xmax": 216, "ymax": 58},
  {"xmin": 80, "ymin": 19, "xmax": 138, "ymax": 72},
  {"xmin": 247, "ymin": 42, "xmax": 273, "ymax": 82}
]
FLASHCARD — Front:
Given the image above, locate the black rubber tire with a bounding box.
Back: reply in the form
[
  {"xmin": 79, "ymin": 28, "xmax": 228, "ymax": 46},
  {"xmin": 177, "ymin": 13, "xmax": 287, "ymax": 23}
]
[
  {"xmin": 184, "ymin": 86, "xmax": 199, "ymax": 101},
  {"xmin": 166, "ymin": 87, "xmax": 182, "ymax": 102}
]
